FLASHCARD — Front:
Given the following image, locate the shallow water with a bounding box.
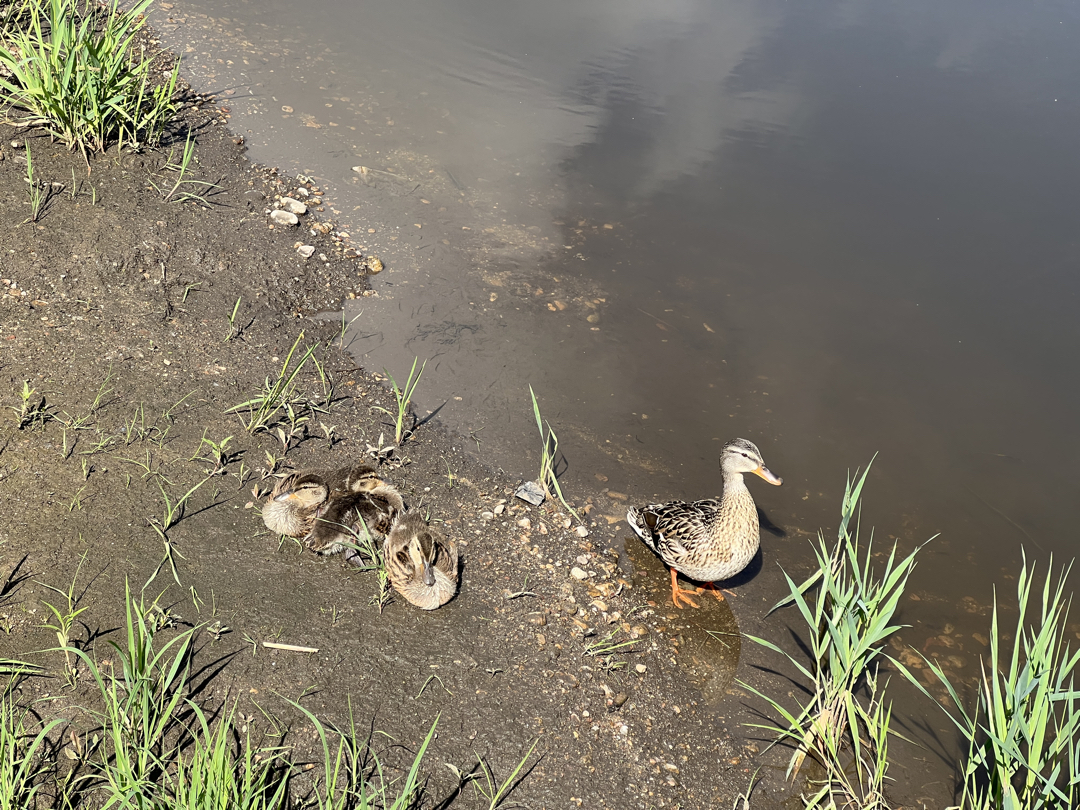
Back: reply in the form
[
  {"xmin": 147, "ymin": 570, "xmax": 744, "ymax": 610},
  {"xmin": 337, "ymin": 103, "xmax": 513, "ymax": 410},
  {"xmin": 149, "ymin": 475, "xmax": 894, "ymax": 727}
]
[{"xmin": 152, "ymin": 0, "xmax": 1080, "ymax": 798}]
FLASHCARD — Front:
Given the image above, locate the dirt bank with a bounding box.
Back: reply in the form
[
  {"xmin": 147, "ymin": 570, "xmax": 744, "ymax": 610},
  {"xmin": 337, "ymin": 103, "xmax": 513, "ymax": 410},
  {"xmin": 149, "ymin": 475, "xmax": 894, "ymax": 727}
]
[{"xmin": 0, "ymin": 50, "xmax": 952, "ymax": 808}]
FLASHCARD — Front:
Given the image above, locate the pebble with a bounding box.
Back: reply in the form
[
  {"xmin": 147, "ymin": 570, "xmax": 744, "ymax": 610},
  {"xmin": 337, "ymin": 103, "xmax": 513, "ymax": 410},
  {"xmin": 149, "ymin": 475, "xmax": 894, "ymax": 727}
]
[
  {"xmin": 517, "ymin": 517, "xmax": 532, "ymax": 529},
  {"xmin": 570, "ymin": 567, "xmax": 589, "ymax": 580},
  {"xmin": 366, "ymin": 257, "xmax": 384, "ymax": 273},
  {"xmin": 296, "ymin": 245, "xmax": 315, "ymax": 258},
  {"xmin": 575, "ymin": 526, "xmax": 589, "ymax": 538},
  {"xmin": 480, "ymin": 511, "xmax": 494, "ymax": 521},
  {"xmin": 270, "ymin": 210, "xmax": 299, "ymax": 226},
  {"xmin": 279, "ymin": 197, "xmax": 307, "ymax": 215},
  {"xmin": 493, "ymin": 503, "xmax": 505, "ymax": 516},
  {"xmin": 635, "ymin": 664, "xmax": 647, "ymax": 674}
]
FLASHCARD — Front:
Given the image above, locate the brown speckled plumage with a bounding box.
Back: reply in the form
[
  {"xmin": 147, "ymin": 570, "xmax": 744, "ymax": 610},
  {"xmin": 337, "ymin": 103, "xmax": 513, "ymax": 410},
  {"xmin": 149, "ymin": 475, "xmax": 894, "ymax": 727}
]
[
  {"xmin": 383, "ymin": 511, "xmax": 459, "ymax": 610},
  {"xmin": 627, "ymin": 438, "xmax": 782, "ymax": 608},
  {"xmin": 306, "ymin": 484, "xmax": 404, "ymax": 555},
  {"xmin": 261, "ymin": 463, "xmax": 398, "ymax": 552}
]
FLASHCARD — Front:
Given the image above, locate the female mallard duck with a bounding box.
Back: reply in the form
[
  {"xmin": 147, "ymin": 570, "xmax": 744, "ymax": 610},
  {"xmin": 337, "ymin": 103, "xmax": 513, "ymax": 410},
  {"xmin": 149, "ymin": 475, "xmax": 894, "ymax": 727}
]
[
  {"xmin": 627, "ymin": 438, "xmax": 782, "ymax": 608},
  {"xmin": 383, "ymin": 511, "xmax": 459, "ymax": 610},
  {"xmin": 262, "ymin": 463, "xmax": 401, "ymax": 548}
]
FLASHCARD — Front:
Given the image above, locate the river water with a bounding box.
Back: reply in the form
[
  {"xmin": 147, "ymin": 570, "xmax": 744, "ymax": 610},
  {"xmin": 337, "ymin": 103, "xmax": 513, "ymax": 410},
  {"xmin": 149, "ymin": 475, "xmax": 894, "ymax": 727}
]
[{"xmin": 150, "ymin": 0, "xmax": 1080, "ymax": 797}]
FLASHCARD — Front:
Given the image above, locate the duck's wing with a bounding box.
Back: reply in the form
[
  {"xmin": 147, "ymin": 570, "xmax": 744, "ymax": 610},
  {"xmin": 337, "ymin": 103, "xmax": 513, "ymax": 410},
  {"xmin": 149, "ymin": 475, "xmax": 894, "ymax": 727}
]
[
  {"xmin": 430, "ymin": 530, "xmax": 459, "ymax": 579},
  {"xmin": 628, "ymin": 499, "xmax": 720, "ymax": 561}
]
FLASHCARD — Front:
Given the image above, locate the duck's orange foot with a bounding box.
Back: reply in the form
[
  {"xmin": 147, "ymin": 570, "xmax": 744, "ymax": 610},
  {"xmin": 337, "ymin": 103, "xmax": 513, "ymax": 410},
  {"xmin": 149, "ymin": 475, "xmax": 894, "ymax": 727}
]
[
  {"xmin": 702, "ymin": 582, "xmax": 734, "ymax": 602},
  {"xmin": 670, "ymin": 569, "xmax": 703, "ymax": 609}
]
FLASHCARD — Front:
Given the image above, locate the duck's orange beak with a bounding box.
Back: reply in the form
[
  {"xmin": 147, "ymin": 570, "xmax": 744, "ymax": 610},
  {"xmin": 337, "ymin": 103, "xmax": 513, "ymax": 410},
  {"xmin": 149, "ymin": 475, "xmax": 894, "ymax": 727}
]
[{"xmin": 753, "ymin": 465, "xmax": 783, "ymax": 486}]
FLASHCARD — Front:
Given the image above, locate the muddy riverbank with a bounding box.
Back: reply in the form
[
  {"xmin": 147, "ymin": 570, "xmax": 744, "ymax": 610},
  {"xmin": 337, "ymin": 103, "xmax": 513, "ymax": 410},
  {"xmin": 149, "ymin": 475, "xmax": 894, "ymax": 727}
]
[{"xmin": 0, "ymin": 36, "xmax": 963, "ymax": 810}]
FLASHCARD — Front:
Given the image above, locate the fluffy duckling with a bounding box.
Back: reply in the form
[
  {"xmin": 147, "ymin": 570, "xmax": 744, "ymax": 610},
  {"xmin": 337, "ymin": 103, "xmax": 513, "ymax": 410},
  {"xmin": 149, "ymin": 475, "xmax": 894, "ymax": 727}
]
[
  {"xmin": 383, "ymin": 512, "xmax": 459, "ymax": 610},
  {"xmin": 306, "ymin": 484, "xmax": 404, "ymax": 557},
  {"xmin": 261, "ymin": 463, "xmax": 390, "ymax": 540},
  {"xmin": 627, "ymin": 438, "xmax": 782, "ymax": 608}
]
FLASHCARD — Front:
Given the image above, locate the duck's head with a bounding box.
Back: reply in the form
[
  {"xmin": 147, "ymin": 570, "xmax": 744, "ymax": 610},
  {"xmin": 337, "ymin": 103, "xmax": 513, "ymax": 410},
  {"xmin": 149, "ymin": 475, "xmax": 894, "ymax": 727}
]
[
  {"xmin": 263, "ymin": 473, "xmax": 330, "ymax": 537},
  {"xmin": 272, "ymin": 473, "xmax": 330, "ymax": 509},
  {"xmin": 385, "ymin": 513, "xmax": 458, "ymax": 609},
  {"xmin": 390, "ymin": 519, "xmax": 442, "ymax": 586},
  {"xmin": 347, "ymin": 464, "xmax": 386, "ymax": 493},
  {"xmin": 720, "ymin": 438, "xmax": 783, "ymax": 485}
]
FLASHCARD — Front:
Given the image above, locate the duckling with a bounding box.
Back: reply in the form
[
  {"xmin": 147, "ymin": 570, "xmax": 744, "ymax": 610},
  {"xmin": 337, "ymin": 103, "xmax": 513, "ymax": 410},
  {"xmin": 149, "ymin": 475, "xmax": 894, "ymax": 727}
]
[
  {"xmin": 627, "ymin": 438, "xmax": 782, "ymax": 608},
  {"xmin": 383, "ymin": 511, "xmax": 459, "ymax": 610},
  {"xmin": 261, "ymin": 463, "xmax": 389, "ymax": 539},
  {"xmin": 306, "ymin": 483, "xmax": 404, "ymax": 557}
]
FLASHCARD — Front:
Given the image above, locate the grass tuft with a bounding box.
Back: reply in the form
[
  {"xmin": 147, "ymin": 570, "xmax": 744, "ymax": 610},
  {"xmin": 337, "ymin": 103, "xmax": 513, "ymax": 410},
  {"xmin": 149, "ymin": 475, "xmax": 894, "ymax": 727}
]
[
  {"xmin": 226, "ymin": 333, "xmax": 329, "ymax": 436},
  {"xmin": 150, "ymin": 128, "xmax": 221, "ymax": 205},
  {"xmin": 528, "ymin": 385, "xmax": 579, "ymax": 520},
  {"xmin": 0, "ymin": 0, "xmax": 180, "ymax": 159},
  {"xmin": 372, "ymin": 357, "xmax": 426, "ymax": 445}
]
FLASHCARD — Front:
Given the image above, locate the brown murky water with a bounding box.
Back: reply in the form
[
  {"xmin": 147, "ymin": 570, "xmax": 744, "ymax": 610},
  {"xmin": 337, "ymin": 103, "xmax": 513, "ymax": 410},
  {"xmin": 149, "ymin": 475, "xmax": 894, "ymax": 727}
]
[{"xmin": 150, "ymin": 0, "xmax": 1080, "ymax": 800}]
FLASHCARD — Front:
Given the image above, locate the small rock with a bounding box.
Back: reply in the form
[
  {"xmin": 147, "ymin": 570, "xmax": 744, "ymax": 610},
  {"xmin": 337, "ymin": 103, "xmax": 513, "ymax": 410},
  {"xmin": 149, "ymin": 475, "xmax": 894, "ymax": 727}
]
[
  {"xmin": 480, "ymin": 511, "xmax": 495, "ymax": 521},
  {"xmin": 612, "ymin": 692, "xmax": 629, "ymax": 709},
  {"xmin": 575, "ymin": 526, "xmax": 590, "ymax": 538},
  {"xmin": 517, "ymin": 517, "xmax": 532, "ymax": 529},
  {"xmin": 493, "ymin": 503, "xmax": 505, "ymax": 516},
  {"xmin": 296, "ymin": 245, "xmax": 315, "ymax": 258},
  {"xmin": 295, "ymin": 187, "xmax": 311, "ymax": 197},
  {"xmin": 536, "ymin": 633, "xmax": 546, "ymax": 646},
  {"xmin": 366, "ymin": 256, "xmax": 384, "ymax": 273},
  {"xmin": 279, "ymin": 197, "xmax": 307, "ymax": 215},
  {"xmin": 270, "ymin": 210, "xmax": 299, "ymax": 226},
  {"xmin": 562, "ymin": 518, "xmax": 572, "ymax": 529},
  {"xmin": 635, "ymin": 664, "xmax": 647, "ymax": 674},
  {"xmin": 514, "ymin": 480, "xmax": 545, "ymax": 506},
  {"xmin": 570, "ymin": 567, "xmax": 589, "ymax": 580},
  {"xmin": 10, "ymin": 140, "xmax": 22, "ymax": 149},
  {"xmin": 527, "ymin": 613, "xmax": 547, "ymax": 626}
]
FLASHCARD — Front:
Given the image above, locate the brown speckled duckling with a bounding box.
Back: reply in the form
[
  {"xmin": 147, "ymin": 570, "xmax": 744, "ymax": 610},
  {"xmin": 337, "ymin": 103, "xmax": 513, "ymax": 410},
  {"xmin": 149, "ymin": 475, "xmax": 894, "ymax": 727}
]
[
  {"xmin": 627, "ymin": 438, "xmax": 782, "ymax": 608},
  {"xmin": 306, "ymin": 483, "xmax": 404, "ymax": 557},
  {"xmin": 261, "ymin": 463, "xmax": 389, "ymax": 540},
  {"xmin": 383, "ymin": 511, "xmax": 459, "ymax": 610}
]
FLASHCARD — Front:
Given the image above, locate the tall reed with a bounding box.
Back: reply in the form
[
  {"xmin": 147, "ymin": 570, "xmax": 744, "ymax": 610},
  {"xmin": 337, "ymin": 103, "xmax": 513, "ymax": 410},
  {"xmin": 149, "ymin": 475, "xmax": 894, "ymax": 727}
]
[
  {"xmin": 899, "ymin": 551, "xmax": 1079, "ymax": 810},
  {"xmin": 742, "ymin": 462, "xmax": 925, "ymax": 808}
]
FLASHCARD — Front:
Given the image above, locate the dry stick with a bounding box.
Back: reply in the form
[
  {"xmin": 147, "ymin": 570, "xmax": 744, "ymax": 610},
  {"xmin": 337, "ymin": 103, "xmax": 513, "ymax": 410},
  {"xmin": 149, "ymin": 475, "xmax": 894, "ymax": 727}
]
[{"xmin": 262, "ymin": 641, "xmax": 319, "ymax": 654}]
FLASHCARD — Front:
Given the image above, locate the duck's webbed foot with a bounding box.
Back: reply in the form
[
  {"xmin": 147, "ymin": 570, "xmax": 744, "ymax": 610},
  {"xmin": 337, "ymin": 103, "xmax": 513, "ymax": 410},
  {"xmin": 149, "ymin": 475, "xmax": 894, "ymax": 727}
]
[{"xmin": 669, "ymin": 568, "xmax": 703, "ymax": 609}]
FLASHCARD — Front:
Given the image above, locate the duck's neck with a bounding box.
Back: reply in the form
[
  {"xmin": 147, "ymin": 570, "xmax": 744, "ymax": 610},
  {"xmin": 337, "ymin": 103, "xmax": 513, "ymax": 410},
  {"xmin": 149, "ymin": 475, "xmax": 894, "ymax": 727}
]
[{"xmin": 721, "ymin": 471, "xmax": 749, "ymax": 501}]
